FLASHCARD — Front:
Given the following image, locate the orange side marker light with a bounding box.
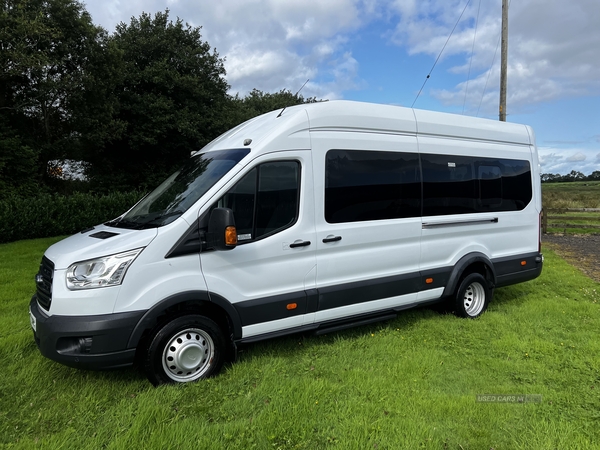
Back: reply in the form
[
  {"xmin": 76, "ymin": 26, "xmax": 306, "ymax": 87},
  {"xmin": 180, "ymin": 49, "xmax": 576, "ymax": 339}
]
[{"xmin": 225, "ymin": 226, "xmax": 238, "ymax": 246}]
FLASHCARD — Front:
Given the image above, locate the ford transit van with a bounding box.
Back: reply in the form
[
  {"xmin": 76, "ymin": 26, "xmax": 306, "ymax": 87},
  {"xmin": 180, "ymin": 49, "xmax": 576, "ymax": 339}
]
[{"xmin": 30, "ymin": 100, "xmax": 543, "ymax": 384}]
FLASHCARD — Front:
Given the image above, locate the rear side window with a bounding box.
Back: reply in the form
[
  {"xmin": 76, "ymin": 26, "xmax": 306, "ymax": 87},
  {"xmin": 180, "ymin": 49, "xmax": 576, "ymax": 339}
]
[
  {"xmin": 217, "ymin": 161, "xmax": 300, "ymax": 242},
  {"xmin": 421, "ymin": 155, "xmax": 532, "ymax": 216},
  {"xmin": 325, "ymin": 150, "xmax": 421, "ymax": 223},
  {"xmin": 478, "ymin": 165, "xmax": 502, "ymax": 208}
]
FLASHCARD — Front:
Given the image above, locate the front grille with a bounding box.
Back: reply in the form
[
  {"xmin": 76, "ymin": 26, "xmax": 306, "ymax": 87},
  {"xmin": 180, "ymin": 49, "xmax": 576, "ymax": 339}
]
[{"xmin": 36, "ymin": 256, "xmax": 54, "ymax": 311}]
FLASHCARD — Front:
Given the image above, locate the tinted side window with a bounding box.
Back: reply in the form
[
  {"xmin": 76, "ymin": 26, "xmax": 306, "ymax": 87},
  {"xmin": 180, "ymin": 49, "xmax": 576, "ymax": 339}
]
[
  {"xmin": 217, "ymin": 161, "xmax": 300, "ymax": 242},
  {"xmin": 325, "ymin": 150, "xmax": 421, "ymax": 223},
  {"xmin": 421, "ymin": 155, "xmax": 477, "ymax": 215},
  {"xmin": 478, "ymin": 165, "xmax": 502, "ymax": 208},
  {"xmin": 422, "ymin": 155, "xmax": 531, "ymax": 216},
  {"xmin": 494, "ymin": 159, "xmax": 532, "ymax": 211},
  {"xmin": 256, "ymin": 162, "xmax": 299, "ymax": 237},
  {"xmin": 220, "ymin": 168, "xmax": 256, "ymax": 239}
]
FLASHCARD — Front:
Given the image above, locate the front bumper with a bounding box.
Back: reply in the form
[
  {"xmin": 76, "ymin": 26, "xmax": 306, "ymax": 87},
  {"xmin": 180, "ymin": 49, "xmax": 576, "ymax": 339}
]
[{"xmin": 30, "ymin": 296, "xmax": 145, "ymax": 370}]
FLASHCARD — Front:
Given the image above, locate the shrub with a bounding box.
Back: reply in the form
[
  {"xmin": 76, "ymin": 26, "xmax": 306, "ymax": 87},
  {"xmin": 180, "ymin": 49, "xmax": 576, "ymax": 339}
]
[{"xmin": 0, "ymin": 191, "xmax": 144, "ymax": 243}]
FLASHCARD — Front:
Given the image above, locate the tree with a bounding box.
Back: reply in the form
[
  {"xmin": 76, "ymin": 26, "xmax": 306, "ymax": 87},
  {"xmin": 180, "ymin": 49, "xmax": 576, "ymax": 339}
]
[
  {"xmin": 239, "ymin": 88, "xmax": 317, "ymax": 117},
  {"xmin": 563, "ymin": 170, "xmax": 585, "ymax": 182},
  {"xmin": 0, "ymin": 0, "xmax": 117, "ymax": 196},
  {"xmin": 587, "ymin": 171, "xmax": 600, "ymax": 181},
  {"xmin": 223, "ymin": 88, "xmax": 318, "ymax": 130},
  {"xmin": 86, "ymin": 11, "xmax": 230, "ymax": 190},
  {"xmin": 541, "ymin": 173, "xmax": 562, "ymax": 183},
  {"xmin": 0, "ymin": 116, "xmax": 38, "ymax": 196}
]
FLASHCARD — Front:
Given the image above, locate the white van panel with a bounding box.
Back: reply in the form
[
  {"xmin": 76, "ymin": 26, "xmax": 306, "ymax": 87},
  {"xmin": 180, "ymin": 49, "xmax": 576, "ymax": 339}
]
[
  {"xmin": 414, "ymin": 108, "xmax": 531, "ymax": 145},
  {"xmin": 114, "ymin": 253, "xmax": 204, "ymax": 312},
  {"xmin": 416, "ymin": 134, "xmax": 531, "ymax": 160},
  {"xmin": 200, "ymin": 107, "xmax": 310, "ymax": 153},
  {"xmin": 311, "ymin": 131, "xmax": 422, "ymax": 288},
  {"xmin": 306, "ymin": 100, "xmax": 417, "ymax": 135},
  {"xmin": 44, "ymin": 226, "xmax": 157, "ymax": 270},
  {"xmin": 242, "ymin": 316, "xmax": 306, "ymax": 338},
  {"xmin": 314, "ymin": 292, "xmax": 419, "ymax": 323}
]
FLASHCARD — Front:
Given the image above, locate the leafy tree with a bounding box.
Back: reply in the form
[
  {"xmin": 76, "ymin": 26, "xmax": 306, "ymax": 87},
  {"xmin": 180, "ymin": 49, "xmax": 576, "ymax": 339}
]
[
  {"xmin": 224, "ymin": 88, "xmax": 318, "ymax": 129},
  {"xmin": 0, "ymin": 0, "xmax": 116, "ymax": 196},
  {"xmin": 0, "ymin": 117, "xmax": 38, "ymax": 196},
  {"xmin": 541, "ymin": 173, "xmax": 561, "ymax": 183},
  {"xmin": 588, "ymin": 171, "xmax": 600, "ymax": 181},
  {"xmin": 239, "ymin": 88, "xmax": 317, "ymax": 116},
  {"xmin": 563, "ymin": 170, "xmax": 585, "ymax": 182},
  {"xmin": 1, "ymin": 4, "xmax": 319, "ymax": 196},
  {"xmin": 86, "ymin": 11, "xmax": 230, "ymax": 190}
]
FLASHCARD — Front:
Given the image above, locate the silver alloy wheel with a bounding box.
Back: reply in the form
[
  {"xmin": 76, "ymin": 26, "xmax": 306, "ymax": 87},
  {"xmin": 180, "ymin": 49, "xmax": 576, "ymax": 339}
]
[
  {"xmin": 161, "ymin": 327, "xmax": 215, "ymax": 382},
  {"xmin": 463, "ymin": 281, "xmax": 486, "ymax": 317}
]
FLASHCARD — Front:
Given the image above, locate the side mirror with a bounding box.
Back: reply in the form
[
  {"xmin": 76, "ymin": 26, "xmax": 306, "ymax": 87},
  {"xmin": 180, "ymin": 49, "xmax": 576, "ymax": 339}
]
[{"xmin": 207, "ymin": 208, "xmax": 237, "ymax": 251}]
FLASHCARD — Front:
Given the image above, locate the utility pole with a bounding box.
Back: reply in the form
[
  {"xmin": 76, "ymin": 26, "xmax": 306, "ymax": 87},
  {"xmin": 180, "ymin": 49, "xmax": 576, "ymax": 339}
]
[{"xmin": 499, "ymin": 0, "xmax": 508, "ymax": 121}]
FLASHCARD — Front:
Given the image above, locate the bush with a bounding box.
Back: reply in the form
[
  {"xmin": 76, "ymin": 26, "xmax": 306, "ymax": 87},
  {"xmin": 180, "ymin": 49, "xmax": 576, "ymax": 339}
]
[{"xmin": 0, "ymin": 191, "xmax": 144, "ymax": 243}]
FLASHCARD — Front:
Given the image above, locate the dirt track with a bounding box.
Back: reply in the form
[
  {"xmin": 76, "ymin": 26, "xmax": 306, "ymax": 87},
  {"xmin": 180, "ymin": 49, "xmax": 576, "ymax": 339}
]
[{"xmin": 543, "ymin": 234, "xmax": 600, "ymax": 283}]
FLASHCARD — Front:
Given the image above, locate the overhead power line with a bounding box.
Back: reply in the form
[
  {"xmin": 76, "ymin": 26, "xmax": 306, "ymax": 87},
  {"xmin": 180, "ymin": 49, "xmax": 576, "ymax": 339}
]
[
  {"xmin": 412, "ymin": 0, "xmax": 472, "ymax": 108},
  {"xmin": 463, "ymin": 0, "xmax": 482, "ymax": 114}
]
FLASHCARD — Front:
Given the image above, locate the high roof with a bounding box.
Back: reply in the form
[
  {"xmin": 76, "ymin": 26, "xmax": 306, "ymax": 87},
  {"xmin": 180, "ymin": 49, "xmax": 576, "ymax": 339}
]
[{"xmin": 200, "ymin": 100, "xmax": 532, "ymax": 155}]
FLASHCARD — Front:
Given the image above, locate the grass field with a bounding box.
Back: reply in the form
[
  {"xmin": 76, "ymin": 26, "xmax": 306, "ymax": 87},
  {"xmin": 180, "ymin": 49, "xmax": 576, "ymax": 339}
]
[
  {"xmin": 542, "ymin": 181, "xmax": 600, "ymax": 234},
  {"xmin": 1, "ymin": 237, "xmax": 599, "ymax": 449},
  {"xmin": 542, "ymin": 181, "xmax": 600, "ymax": 209}
]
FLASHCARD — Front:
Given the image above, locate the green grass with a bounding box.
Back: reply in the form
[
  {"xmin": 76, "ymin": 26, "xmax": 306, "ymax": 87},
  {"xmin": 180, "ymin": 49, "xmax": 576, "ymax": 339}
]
[
  {"xmin": 1, "ymin": 238, "xmax": 600, "ymax": 449},
  {"xmin": 542, "ymin": 181, "xmax": 600, "ymax": 234},
  {"xmin": 543, "ymin": 181, "xmax": 600, "ymax": 210}
]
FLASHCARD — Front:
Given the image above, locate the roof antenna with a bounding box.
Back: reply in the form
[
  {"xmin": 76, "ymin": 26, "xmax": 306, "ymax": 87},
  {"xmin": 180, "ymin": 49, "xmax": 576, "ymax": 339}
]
[{"xmin": 277, "ymin": 79, "xmax": 309, "ymax": 118}]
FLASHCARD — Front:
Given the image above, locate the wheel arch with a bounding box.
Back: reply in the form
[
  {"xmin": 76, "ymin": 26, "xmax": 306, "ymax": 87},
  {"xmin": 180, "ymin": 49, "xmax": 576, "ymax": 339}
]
[
  {"xmin": 442, "ymin": 252, "xmax": 496, "ymax": 298},
  {"xmin": 127, "ymin": 290, "xmax": 242, "ymax": 351}
]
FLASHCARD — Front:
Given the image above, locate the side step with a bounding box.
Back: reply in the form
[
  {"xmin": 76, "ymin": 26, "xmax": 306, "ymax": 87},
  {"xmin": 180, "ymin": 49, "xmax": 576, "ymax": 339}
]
[{"xmin": 313, "ymin": 313, "xmax": 397, "ymax": 336}]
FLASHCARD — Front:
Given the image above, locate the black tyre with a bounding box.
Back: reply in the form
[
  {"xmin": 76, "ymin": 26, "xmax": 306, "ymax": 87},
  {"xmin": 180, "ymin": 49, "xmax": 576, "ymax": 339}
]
[
  {"xmin": 144, "ymin": 314, "xmax": 226, "ymax": 386},
  {"xmin": 452, "ymin": 273, "xmax": 491, "ymax": 318}
]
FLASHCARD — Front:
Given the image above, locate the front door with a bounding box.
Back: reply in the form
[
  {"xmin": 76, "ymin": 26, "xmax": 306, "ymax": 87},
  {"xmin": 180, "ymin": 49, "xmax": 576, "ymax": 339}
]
[{"xmin": 200, "ymin": 151, "xmax": 317, "ymax": 339}]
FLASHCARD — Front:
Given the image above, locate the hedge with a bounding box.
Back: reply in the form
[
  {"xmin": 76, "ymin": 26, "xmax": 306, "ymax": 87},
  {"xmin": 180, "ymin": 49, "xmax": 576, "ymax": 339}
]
[{"xmin": 0, "ymin": 191, "xmax": 144, "ymax": 244}]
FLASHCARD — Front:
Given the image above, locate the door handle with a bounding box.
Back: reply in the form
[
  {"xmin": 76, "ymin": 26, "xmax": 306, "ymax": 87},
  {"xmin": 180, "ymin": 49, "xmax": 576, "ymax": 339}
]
[
  {"xmin": 289, "ymin": 240, "xmax": 311, "ymax": 248},
  {"xmin": 322, "ymin": 235, "xmax": 342, "ymax": 243}
]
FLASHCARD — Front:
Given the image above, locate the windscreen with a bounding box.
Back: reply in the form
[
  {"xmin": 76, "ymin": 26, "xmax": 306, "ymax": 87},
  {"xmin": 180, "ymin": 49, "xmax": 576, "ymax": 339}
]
[{"xmin": 107, "ymin": 148, "xmax": 249, "ymax": 229}]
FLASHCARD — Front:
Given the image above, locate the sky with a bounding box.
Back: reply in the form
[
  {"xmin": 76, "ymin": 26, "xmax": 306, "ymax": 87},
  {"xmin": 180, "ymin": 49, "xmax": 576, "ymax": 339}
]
[{"xmin": 84, "ymin": 0, "xmax": 600, "ymax": 176}]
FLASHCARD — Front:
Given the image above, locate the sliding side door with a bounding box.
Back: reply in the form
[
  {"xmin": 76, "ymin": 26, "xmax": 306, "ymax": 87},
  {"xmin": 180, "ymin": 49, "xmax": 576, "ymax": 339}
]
[{"xmin": 311, "ymin": 132, "xmax": 424, "ymax": 324}]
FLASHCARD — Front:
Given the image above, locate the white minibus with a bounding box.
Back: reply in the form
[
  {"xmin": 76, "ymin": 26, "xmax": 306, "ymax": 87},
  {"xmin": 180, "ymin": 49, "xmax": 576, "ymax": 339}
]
[{"xmin": 30, "ymin": 101, "xmax": 543, "ymax": 384}]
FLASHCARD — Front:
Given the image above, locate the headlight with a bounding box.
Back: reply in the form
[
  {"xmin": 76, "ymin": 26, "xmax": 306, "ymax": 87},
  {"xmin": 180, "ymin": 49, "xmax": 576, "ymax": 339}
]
[{"xmin": 66, "ymin": 248, "xmax": 143, "ymax": 290}]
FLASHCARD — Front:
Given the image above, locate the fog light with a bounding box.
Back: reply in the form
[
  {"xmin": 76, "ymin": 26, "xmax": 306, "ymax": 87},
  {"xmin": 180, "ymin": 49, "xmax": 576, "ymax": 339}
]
[{"xmin": 57, "ymin": 337, "xmax": 93, "ymax": 354}]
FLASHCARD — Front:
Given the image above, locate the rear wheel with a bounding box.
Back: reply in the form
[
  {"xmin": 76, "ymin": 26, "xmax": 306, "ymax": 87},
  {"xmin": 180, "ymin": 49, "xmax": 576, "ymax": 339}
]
[
  {"xmin": 452, "ymin": 273, "xmax": 491, "ymax": 318},
  {"xmin": 144, "ymin": 314, "xmax": 226, "ymax": 385}
]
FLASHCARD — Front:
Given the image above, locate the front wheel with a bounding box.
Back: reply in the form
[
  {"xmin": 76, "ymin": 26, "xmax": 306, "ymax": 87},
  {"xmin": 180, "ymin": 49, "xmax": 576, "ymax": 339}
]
[
  {"xmin": 143, "ymin": 314, "xmax": 226, "ymax": 386},
  {"xmin": 452, "ymin": 273, "xmax": 491, "ymax": 318}
]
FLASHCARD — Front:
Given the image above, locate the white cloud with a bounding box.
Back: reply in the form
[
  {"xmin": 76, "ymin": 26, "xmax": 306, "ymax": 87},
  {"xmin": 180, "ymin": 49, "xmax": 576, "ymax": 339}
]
[
  {"xmin": 85, "ymin": 0, "xmax": 600, "ymax": 115},
  {"xmin": 179, "ymin": 0, "xmax": 371, "ymax": 98},
  {"xmin": 85, "ymin": 0, "xmax": 373, "ymax": 98},
  {"xmin": 567, "ymin": 152, "xmax": 587, "ymax": 163},
  {"xmin": 387, "ymin": 0, "xmax": 600, "ymax": 114},
  {"xmin": 538, "ymin": 147, "xmax": 598, "ymax": 175}
]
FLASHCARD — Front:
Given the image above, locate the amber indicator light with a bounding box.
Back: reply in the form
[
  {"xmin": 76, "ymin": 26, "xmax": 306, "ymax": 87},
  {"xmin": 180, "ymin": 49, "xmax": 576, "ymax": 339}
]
[
  {"xmin": 426, "ymin": 278, "xmax": 434, "ymax": 284},
  {"xmin": 521, "ymin": 261, "xmax": 527, "ymax": 266},
  {"xmin": 225, "ymin": 226, "xmax": 238, "ymax": 246},
  {"xmin": 286, "ymin": 303, "xmax": 297, "ymax": 310}
]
